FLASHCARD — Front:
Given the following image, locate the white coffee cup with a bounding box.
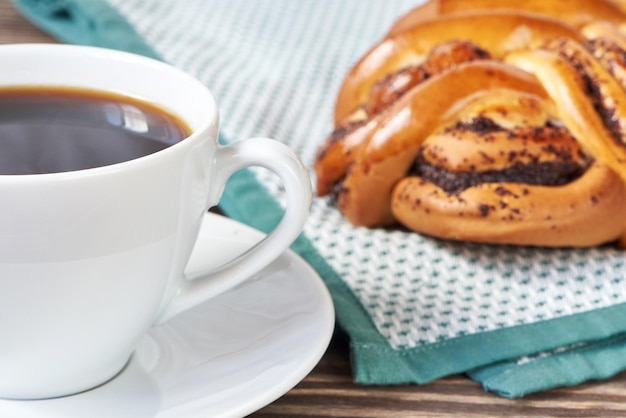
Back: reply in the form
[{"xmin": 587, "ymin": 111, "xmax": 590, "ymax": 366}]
[{"xmin": 0, "ymin": 44, "xmax": 312, "ymax": 400}]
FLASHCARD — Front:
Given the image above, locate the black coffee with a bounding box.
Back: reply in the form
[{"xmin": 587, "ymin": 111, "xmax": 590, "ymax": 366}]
[{"xmin": 0, "ymin": 87, "xmax": 190, "ymax": 174}]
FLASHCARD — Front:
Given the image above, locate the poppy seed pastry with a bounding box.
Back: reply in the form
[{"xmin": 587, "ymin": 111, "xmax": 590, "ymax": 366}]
[{"xmin": 314, "ymin": 0, "xmax": 626, "ymax": 247}]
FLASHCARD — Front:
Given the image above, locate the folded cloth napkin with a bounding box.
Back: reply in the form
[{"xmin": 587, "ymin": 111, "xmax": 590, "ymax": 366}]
[{"xmin": 15, "ymin": 0, "xmax": 626, "ymax": 398}]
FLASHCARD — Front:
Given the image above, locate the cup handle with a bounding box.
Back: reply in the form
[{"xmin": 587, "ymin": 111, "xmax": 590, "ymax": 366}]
[{"xmin": 156, "ymin": 137, "xmax": 311, "ymax": 323}]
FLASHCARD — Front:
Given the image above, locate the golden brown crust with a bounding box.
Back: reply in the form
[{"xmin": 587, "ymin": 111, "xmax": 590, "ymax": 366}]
[
  {"xmin": 391, "ymin": 163, "xmax": 626, "ymax": 247},
  {"xmin": 388, "ymin": 85, "xmax": 626, "ymax": 247},
  {"xmin": 365, "ymin": 41, "xmax": 490, "ymax": 118},
  {"xmin": 505, "ymin": 44, "xmax": 626, "ymax": 183},
  {"xmin": 388, "ymin": 0, "xmax": 626, "ymax": 37},
  {"xmin": 583, "ymin": 22, "xmax": 626, "ymax": 90},
  {"xmin": 315, "ymin": 40, "xmax": 494, "ymax": 197},
  {"xmin": 608, "ymin": 0, "xmax": 626, "ymax": 14},
  {"xmin": 316, "ymin": 4, "xmax": 626, "ymax": 247},
  {"xmin": 327, "ymin": 62, "xmax": 549, "ymax": 227},
  {"xmin": 334, "ymin": 11, "xmax": 583, "ymax": 124},
  {"xmin": 419, "ymin": 123, "xmax": 588, "ymax": 175}
]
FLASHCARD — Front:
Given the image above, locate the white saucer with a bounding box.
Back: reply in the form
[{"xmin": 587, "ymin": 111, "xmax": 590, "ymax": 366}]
[{"xmin": 0, "ymin": 213, "xmax": 335, "ymax": 418}]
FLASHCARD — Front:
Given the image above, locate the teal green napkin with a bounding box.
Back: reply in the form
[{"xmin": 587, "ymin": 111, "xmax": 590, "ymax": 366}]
[
  {"xmin": 14, "ymin": 0, "xmax": 626, "ymax": 398},
  {"xmin": 14, "ymin": 0, "xmax": 159, "ymax": 58}
]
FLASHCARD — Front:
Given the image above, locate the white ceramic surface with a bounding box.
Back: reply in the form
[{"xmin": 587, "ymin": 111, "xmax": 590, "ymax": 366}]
[
  {"xmin": 0, "ymin": 213, "xmax": 334, "ymax": 417},
  {"xmin": 0, "ymin": 44, "xmax": 311, "ymax": 398}
]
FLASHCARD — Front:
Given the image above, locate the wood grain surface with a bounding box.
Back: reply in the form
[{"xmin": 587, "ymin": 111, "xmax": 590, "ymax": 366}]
[{"xmin": 2, "ymin": 0, "xmax": 626, "ymax": 416}]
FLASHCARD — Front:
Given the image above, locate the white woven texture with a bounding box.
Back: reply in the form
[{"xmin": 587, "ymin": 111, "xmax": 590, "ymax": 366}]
[{"xmin": 108, "ymin": 0, "xmax": 626, "ymax": 350}]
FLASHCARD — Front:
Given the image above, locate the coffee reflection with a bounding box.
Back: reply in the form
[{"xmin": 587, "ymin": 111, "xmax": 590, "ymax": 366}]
[{"xmin": 0, "ymin": 87, "xmax": 190, "ymax": 174}]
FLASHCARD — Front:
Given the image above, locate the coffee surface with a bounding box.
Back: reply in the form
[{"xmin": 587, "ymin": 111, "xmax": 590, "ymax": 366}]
[{"xmin": 0, "ymin": 87, "xmax": 190, "ymax": 174}]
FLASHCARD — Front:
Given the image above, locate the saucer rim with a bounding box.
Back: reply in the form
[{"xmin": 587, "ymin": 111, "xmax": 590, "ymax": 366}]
[
  {"xmin": 0, "ymin": 212, "xmax": 336, "ymax": 418},
  {"xmin": 156, "ymin": 212, "xmax": 336, "ymax": 417}
]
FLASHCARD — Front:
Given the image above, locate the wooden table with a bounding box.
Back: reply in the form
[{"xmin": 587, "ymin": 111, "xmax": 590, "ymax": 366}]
[{"xmin": 3, "ymin": 1, "xmax": 626, "ymax": 416}]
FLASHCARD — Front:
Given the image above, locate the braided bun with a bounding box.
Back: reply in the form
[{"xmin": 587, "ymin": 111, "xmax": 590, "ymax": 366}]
[
  {"xmin": 315, "ymin": 0, "xmax": 626, "ymax": 247},
  {"xmin": 390, "ymin": 89, "xmax": 626, "ymax": 246},
  {"xmin": 334, "ymin": 12, "xmax": 583, "ymax": 124}
]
